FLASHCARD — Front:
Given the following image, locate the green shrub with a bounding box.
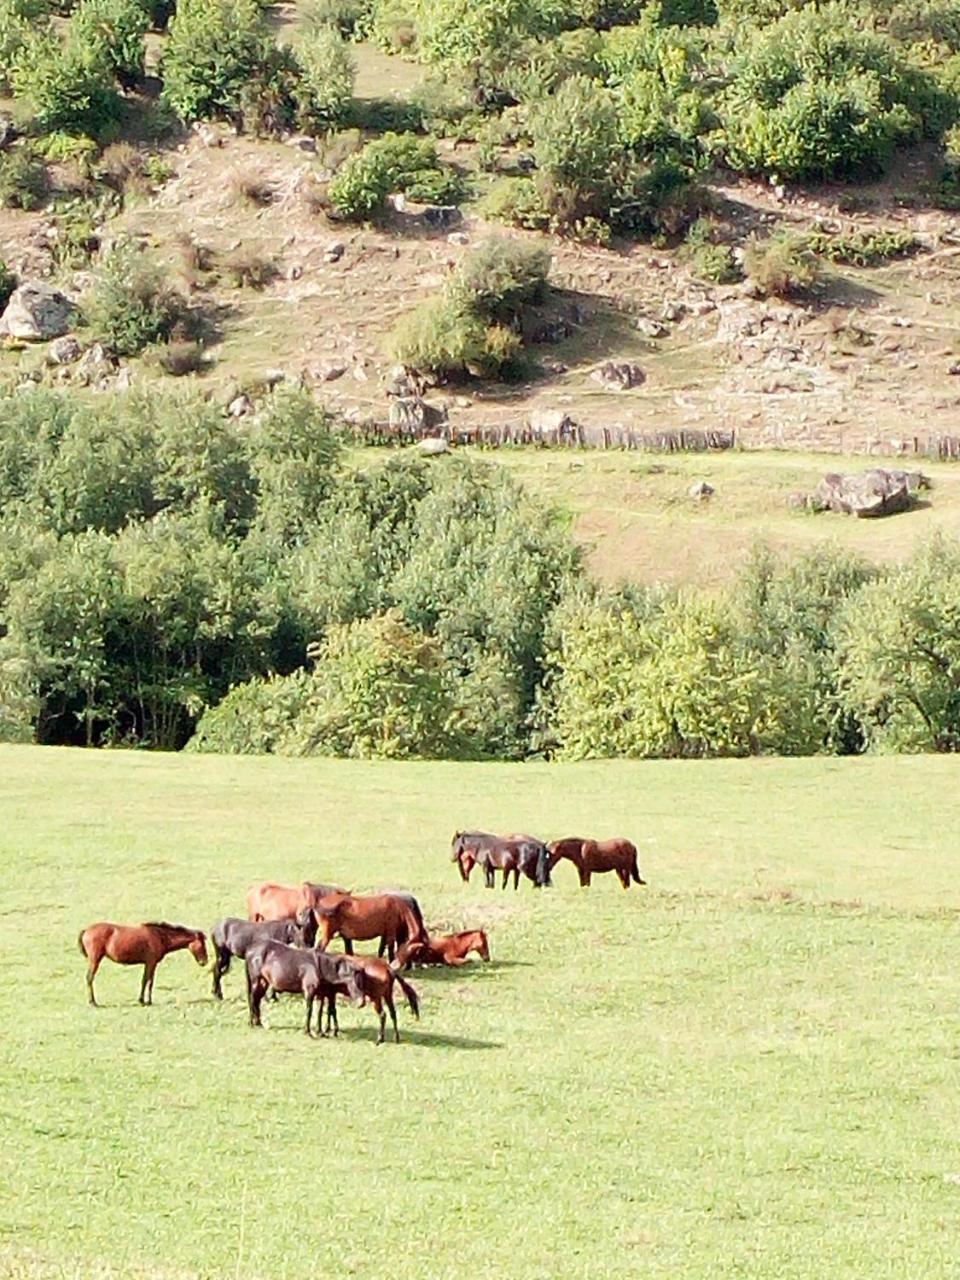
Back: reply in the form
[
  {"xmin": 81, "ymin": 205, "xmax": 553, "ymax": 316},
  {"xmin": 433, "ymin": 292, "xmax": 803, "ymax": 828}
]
[
  {"xmin": 303, "ymin": 0, "xmax": 373, "ymax": 37},
  {"xmin": 84, "ymin": 240, "xmax": 187, "ymax": 355},
  {"xmin": 0, "ymin": 0, "xmax": 30, "ymax": 91},
  {"xmin": 0, "ymin": 145, "xmax": 49, "ymax": 209},
  {"xmin": 682, "ymin": 216, "xmax": 741, "ymax": 282},
  {"xmin": 293, "ymin": 23, "xmax": 355, "ymax": 131},
  {"xmin": 0, "ymin": 260, "xmax": 15, "ymax": 310},
  {"xmin": 12, "ymin": 26, "xmax": 122, "ymax": 137},
  {"xmin": 532, "ymin": 74, "xmax": 620, "ymax": 225},
  {"xmin": 72, "ymin": 0, "xmax": 148, "ymax": 88},
  {"xmin": 328, "ymin": 131, "xmax": 462, "ymax": 220},
  {"xmin": 188, "ymin": 670, "xmax": 311, "ymax": 755},
  {"xmin": 449, "ymin": 235, "xmax": 550, "ymax": 322},
  {"xmin": 743, "ymin": 229, "xmax": 819, "ymax": 297},
  {"xmin": 481, "ymin": 175, "xmax": 551, "ymax": 229},
  {"xmin": 161, "ymin": 0, "xmax": 280, "ymax": 123},
  {"xmin": 389, "ymin": 294, "xmax": 513, "ymax": 378},
  {"xmin": 805, "ymin": 227, "xmax": 922, "ymax": 266}
]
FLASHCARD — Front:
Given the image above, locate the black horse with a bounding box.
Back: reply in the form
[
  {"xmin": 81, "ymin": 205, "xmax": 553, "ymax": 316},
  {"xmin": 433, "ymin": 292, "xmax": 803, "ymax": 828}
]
[
  {"xmin": 451, "ymin": 831, "xmax": 552, "ymax": 890},
  {"xmin": 245, "ymin": 941, "xmax": 365, "ymax": 1036},
  {"xmin": 210, "ymin": 916, "xmax": 316, "ymax": 1000}
]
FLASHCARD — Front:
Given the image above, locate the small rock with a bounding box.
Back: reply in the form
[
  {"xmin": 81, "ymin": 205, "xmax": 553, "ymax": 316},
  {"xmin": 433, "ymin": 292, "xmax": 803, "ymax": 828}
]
[
  {"xmin": 0, "ymin": 283, "xmax": 75, "ymax": 342},
  {"xmin": 287, "ymin": 135, "xmax": 317, "ymax": 154},
  {"xmin": 386, "ymin": 193, "xmax": 407, "ymax": 213},
  {"xmin": 352, "ymin": 363, "xmax": 369, "ymax": 383},
  {"xmin": 0, "ymin": 113, "xmax": 17, "ymax": 150},
  {"xmin": 529, "ymin": 409, "xmax": 576, "ymax": 438},
  {"xmin": 890, "ymin": 316, "xmax": 912, "ymax": 328},
  {"xmin": 114, "ymin": 366, "xmax": 131, "ymax": 391},
  {"xmin": 661, "ymin": 302, "xmax": 686, "ymax": 323},
  {"xmin": 47, "ymin": 335, "xmax": 82, "ymax": 366},
  {"xmin": 262, "ymin": 368, "xmax": 286, "ymax": 387},
  {"xmin": 74, "ymin": 343, "xmax": 116, "ymax": 386},
  {"xmin": 321, "ymin": 363, "xmax": 347, "ymax": 382},
  {"xmin": 228, "ymin": 394, "xmax": 253, "ymax": 417},
  {"xmin": 591, "ymin": 361, "xmax": 645, "ymax": 391},
  {"xmin": 287, "ymin": 264, "xmax": 303, "ymax": 281},
  {"xmin": 389, "ymin": 397, "xmax": 448, "ymax": 432},
  {"xmin": 192, "ymin": 122, "xmax": 221, "ymax": 148},
  {"xmin": 324, "ymin": 242, "xmax": 345, "ymax": 264},
  {"xmin": 454, "ymin": 396, "xmax": 472, "ymax": 409},
  {"xmin": 416, "ymin": 436, "xmax": 449, "ymax": 455},
  {"xmin": 948, "ymin": 362, "xmax": 960, "ymax": 375},
  {"xmin": 447, "ymin": 232, "xmax": 470, "ymax": 246},
  {"xmin": 636, "ymin": 317, "xmax": 668, "ymax": 339},
  {"xmin": 689, "ymin": 480, "xmax": 714, "ymax": 501},
  {"xmin": 423, "ymin": 205, "xmax": 462, "ymax": 229}
]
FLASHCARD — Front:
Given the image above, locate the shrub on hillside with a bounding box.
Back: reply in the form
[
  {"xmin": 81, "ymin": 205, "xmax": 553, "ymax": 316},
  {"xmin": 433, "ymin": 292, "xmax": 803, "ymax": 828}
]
[
  {"xmin": 682, "ymin": 217, "xmax": 741, "ymax": 283},
  {"xmin": 161, "ymin": 0, "xmax": 282, "ymax": 124},
  {"xmin": 12, "ymin": 26, "xmax": 122, "ymax": 136},
  {"xmin": 72, "ymin": 0, "xmax": 148, "ymax": 89},
  {"xmin": 0, "ymin": 0, "xmax": 31, "ymax": 90},
  {"xmin": 84, "ymin": 241, "xmax": 189, "ymax": 355},
  {"xmin": 742, "ymin": 229, "xmax": 819, "ymax": 297},
  {"xmin": 187, "ymin": 670, "xmax": 311, "ymax": 754},
  {"xmin": 293, "ymin": 24, "xmax": 355, "ymax": 131},
  {"xmin": 328, "ymin": 132, "xmax": 463, "ymax": 220},
  {"xmin": 0, "ymin": 146, "xmax": 49, "ymax": 208}
]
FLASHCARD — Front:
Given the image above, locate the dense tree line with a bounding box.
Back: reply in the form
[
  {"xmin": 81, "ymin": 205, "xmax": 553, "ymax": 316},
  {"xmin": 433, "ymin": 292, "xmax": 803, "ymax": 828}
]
[{"xmin": 0, "ymin": 386, "xmax": 957, "ymax": 759}]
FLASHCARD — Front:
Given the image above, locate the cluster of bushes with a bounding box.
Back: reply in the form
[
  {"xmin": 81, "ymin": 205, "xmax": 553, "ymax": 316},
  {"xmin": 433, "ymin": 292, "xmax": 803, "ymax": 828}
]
[
  {"xmin": 328, "ymin": 131, "xmax": 463, "ymax": 220},
  {"xmin": 388, "ymin": 236, "xmax": 549, "ymax": 378}
]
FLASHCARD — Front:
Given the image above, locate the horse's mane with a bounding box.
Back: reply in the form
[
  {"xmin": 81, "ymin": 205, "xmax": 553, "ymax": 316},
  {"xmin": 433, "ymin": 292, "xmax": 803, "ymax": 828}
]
[{"xmin": 141, "ymin": 921, "xmax": 198, "ymax": 937}]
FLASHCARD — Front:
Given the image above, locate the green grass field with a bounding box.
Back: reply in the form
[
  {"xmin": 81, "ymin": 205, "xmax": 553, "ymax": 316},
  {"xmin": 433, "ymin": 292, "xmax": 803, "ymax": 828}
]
[{"xmin": 2, "ymin": 746, "xmax": 960, "ymax": 1279}]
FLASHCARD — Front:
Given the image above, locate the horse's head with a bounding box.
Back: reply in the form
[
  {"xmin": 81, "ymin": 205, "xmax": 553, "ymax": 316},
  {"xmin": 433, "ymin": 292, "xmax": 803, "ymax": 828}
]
[
  {"xmin": 312, "ymin": 899, "xmax": 346, "ymax": 950},
  {"xmin": 395, "ymin": 939, "xmax": 427, "ymax": 970},
  {"xmin": 294, "ymin": 908, "xmax": 317, "ymax": 948},
  {"xmin": 456, "ymin": 851, "xmax": 476, "ymax": 882},
  {"xmin": 451, "ymin": 832, "xmax": 464, "ymax": 861},
  {"xmin": 336, "ymin": 959, "xmax": 366, "ymax": 1007},
  {"xmin": 534, "ymin": 845, "xmax": 553, "ymax": 888},
  {"xmin": 190, "ymin": 932, "xmax": 209, "ymax": 967},
  {"xmin": 474, "ymin": 930, "xmax": 490, "ymax": 961}
]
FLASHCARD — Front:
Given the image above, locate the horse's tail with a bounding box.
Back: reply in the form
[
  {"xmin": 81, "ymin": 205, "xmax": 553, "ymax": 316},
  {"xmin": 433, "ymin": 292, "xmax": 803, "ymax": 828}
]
[
  {"xmin": 77, "ymin": 929, "xmax": 87, "ymax": 957},
  {"xmin": 391, "ymin": 967, "xmax": 420, "ymax": 1020},
  {"xmin": 629, "ymin": 844, "xmax": 645, "ymax": 885},
  {"xmin": 401, "ymin": 900, "xmax": 427, "ymax": 945}
]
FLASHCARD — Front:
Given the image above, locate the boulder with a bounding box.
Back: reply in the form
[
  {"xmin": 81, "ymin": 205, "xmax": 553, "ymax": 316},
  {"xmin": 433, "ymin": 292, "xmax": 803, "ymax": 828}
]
[
  {"xmin": 74, "ymin": 343, "xmax": 116, "ymax": 387},
  {"xmin": 47, "ymin": 335, "xmax": 83, "ymax": 366},
  {"xmin": 810, "ymin": 468, "xmax": 929, "ymax": 518},
  {"xmin": 636, "ymin": 317, "xmax": 668, "ymax": 338},
  {"xmin": 529, "ymin": 409, "xmax": 576, "ymax": 439},
  {"xmin": 0, "ymin": 283, "xmax": 75, "ymax": 341},
  {"xmin": 689, "ymin": 480, "xmax": 714, "ymax": 501},
  {"xmin": 388, "ymin": 397, "xmax": 448, "ymax": 433},
  {"xmin": 324, "ymin": 242, "xmax": 345, "ymax": 264},
  {"xmin": 228, "ymin": 394, "xmax": 253, "ymax": 418},
  {"xmin": 416, "ymin": 436, "xmax": 449, "ymax": 455},
  {"xmin": 591, "ymin": 361, "xmax": 645, "ymax": 391},
  {"xmin": 422, "ymin": 205, "xmax": 462, "ymax": 230}
]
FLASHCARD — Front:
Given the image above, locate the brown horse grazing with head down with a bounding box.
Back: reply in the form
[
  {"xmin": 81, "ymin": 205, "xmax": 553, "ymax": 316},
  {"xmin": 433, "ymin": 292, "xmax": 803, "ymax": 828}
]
[
  {"xmin": 245, "ymin": 940, "xmax": 365, "ymax": 1036},
  {"xmin": 312, "ymin": 892, "xmax": 427, "ymax": 961},
  {"xmin": 548, "ymin": 837, "xmax": 646, "ymax": 889},
  {"xmin": 246, "ymin": 881, "xmax": 345, "ymax": 922},
  {"xmin": 78, "ymin": 922, "xmax": 208, "ymax": 1006},
  {"xmin": 341, "ymin": 955, "xmax": 420, "ymax": 1044},
  {"xmin": 396, "ymin": 930, "xmax": 490, "ymax": 969}
]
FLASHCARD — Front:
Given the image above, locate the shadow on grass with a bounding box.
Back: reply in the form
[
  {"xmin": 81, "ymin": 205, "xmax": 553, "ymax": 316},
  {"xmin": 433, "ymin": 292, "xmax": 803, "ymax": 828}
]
[{"xmin": 335, "ymin": 1026, "xmax": 502, "ymax": 1050}]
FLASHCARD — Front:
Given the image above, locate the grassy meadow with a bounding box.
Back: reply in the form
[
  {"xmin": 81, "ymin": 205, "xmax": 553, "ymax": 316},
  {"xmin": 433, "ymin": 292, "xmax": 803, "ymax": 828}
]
[{"xmin": 2, "ymin": 746, "xmax": 960, "ymax": 1279}]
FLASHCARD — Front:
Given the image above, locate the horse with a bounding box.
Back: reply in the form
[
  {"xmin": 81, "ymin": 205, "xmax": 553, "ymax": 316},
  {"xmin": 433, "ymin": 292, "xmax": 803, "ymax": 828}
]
[
  {"xmin": 210, "ymin": 916, "xmax": 316, "ymax": 999},
  {"xmin": 450, "ymin": 832, "xmax": 552, "ymax": 890},
  {"xmin": 246, "ymin": 880, "xmax": 345, "ymax": 922},
  {"xmin": 245, "ymin": 940, "xmax": 365, "ymax": 1036},
  {"xmin": 342, "ymin": 955, "xmax": 420, "ymax": 1044},
  {"xmin": 396, "ymin": 929, "xmax": 490, "ymax": 969},
  {"xmin": 78, "ymin": 922, "xmax": 208, "ymax": 1006},
  {"xmin": 548, "ymin": 837, "xmax": 646, "ymax": 889},
  {"xmin": 311, "ymin": 892, "xmax": 427, "ymax": 961}
]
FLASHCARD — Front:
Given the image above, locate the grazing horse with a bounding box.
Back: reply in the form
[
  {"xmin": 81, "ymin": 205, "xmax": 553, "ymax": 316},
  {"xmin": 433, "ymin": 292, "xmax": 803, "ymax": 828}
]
[
  {"xmin": 311, "ymin": 892, "xmax": 427, "ymax": 961},
  {"xmin": 450, "ymin": 832, "xmax": 552, "ymax": 890},
  {"xmin": 78, "ymin": 922, "xmax": 208, "ymax": 1006},
  {"xmin": 246, "ymin": 880, "xmax": 345, "ymax": 922},
  {"xmin": 548, "ymin": 837, "xmax": 646, "ymax": 889},
  {"xmin": 245, "ymin": 940, "xmax": 364, "ymax": 1036},
  {"xmin": 396, "ymin": 929, "xmax": 490, "ymax": 969},
  {"xmin": 210, "ymin": 916, "xmax": 316, "ymax": 999},
  {"xmin": 343, "ymin": 955, "xmax": 420, "ymax": 1044}
]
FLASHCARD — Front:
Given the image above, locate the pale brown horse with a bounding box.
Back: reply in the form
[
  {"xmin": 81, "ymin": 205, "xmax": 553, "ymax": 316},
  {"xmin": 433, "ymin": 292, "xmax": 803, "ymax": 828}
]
[
  {"xmin": 312, "ymin": 892, "xmax": 427, "ymax": 961},
  {"xmin": 246, "ymin": 881, "xmax": 345, "ymax": 922},
  {"xmin": 396, "ymin": 930, "xmax": 490, "ymax": 969},
  {"xmin": 78, "ymin": 922, "xmax": 208, "ymax": 1006},
  {"xmin": 548, "ymin": 837, "xmax": 645, "ymax": 889},
  {"xmin": 342, "ymin": 955, "xmax": 420, "ymax": 1044}
]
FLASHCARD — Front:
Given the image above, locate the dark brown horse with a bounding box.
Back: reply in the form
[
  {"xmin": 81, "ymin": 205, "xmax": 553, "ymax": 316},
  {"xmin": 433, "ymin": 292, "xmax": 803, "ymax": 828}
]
[
  {"xmin": 78, "ymin": 922, "xmax": 208, "ymax": 1006},
  {"xmin": 396, "ymin": 930, "xmax": 490, "ymax": 969},
  {"xmin": 246, "ymin": 880, "xmax": 345, "ymax": 922},
  {"xmin": 548, "ymin": 837, "xmax": 645, "ymax": 889},
  {"xmin": 311, "ymin": 892, "xmax": 427, "ymax": 961},
  {"xmin": 342, "ymin": 955, "xmax": 420, "ymax": 1044},
  {"xmin": 210, "ymin": 916, "xmax": 316, "ymax": 999},
  {"xmin": 450, "ymin": 832, "xmax": 552, "ymax": 890},
  {"xmin": 245, "ymin": 940, "xmax": 364, "ymax": 1036}
]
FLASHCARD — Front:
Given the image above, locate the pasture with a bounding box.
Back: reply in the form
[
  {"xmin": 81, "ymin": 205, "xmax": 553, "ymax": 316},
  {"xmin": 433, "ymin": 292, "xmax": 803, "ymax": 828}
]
[{"xmin": 1, "ymin": 746, "xmax": 959, "ymax": 1279}]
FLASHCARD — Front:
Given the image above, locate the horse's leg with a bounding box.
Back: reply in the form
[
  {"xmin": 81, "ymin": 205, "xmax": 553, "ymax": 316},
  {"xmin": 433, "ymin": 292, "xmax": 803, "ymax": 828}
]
[
  {"xmin": 212, "ymin": 947, "xmax": 227, "ymax": 1000},
  {"xmin": 374, "ymin": 1000, "xmax": 386, "ymax": 1045},
  {"xmin": 386, "ymin": 994, "xmax": 400, "ymax": 1044},
  {"xmin": 502, "ymin": 868, "xmax": 509, "ymax": 890},
  {"xmin": 328, "ymin": 996, "xmax": 338, "ymax": 1037},
  {"xmin": 139, "ymin": 962, "xmax": 155, "ymax": 1006},
  {"xmin": 513, "ymin": 867, "xmax": 520, "ymax": 891},
  {"xmin": 618, "ymin": 867, "xmax": 630, "ymax": 890},
  {"xmin": 85, "ymin": 949, "xmax": 102, "ymax": 1007},
  {"xmin": 304, "ymin": 992, "xmax": 314, "ymax": 1036},
  {"xmin": 343, "ymin": 937, "xmax": 354, "ymax": 956},
  {"xmin": 378, "ymin": 936, "xmax": 386, "ymax": 958},
  {"xmin": 250, "ymin": 978, "xmax": 264, "ymax": 1027}
]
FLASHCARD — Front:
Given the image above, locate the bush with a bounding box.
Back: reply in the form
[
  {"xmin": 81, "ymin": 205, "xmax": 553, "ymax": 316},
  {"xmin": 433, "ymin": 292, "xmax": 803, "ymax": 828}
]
[
  {"xmin": 72, "ymin": 0, "xmax": 148, "ymax": 89},
  {"xmin": 449, "ymin": 235, "xmax": 550, "ymax": 322},
  {"xmin": 482, "ymin": 176, "xmax": 551, "ymax": 229},
  {"xmin": 531, "ymin": 75, "xmax": 621, "ymax": 226},
  {"xmin": 161, "ymin": 0, "xmax": 280, "ymax": 124},
  {"xmin": 682, "ymin": 217, "xmax": 741, "ymax": 282},
  {"xmin": 84, "ymin": 241, "xmax": 188, "ymax": 355},
  {"xmin": 0, "ymin": 146, "xmax": 48, "ymax": 208},
  {"xmin": 805, "ymin": 227, "xmax": 922, "ymax": 266},
  {"xmin": 293, "ymin": 24, "xmax": 355, "ymax": 131},
  {"xmin": 157, "ymin": 339, "xmax": 206, "ymax": 376},
  {"xmin": 0, "ymin": 260, "xmax": 14, "ymax": 310},
  {"xmin": 12, "ymin": 26, "xmax": 122, "ymax": 137},
  {"xmin": 328, "ymin": 131, "xmax": 463, "ymax": 220},
  {"xmin": 0, "ymin": 0, "xmax": 30, "ymax": 91},
  {"xmin": 219, "ymin": 247, "xmax": 277, "ymax": 290},
  {"xmin": 188, "ymin": 669, "xmax": 310, "ymax": 754},
  {"xmin": 743, "ymin": 229, "xmax": 819, "ymax": 297}
]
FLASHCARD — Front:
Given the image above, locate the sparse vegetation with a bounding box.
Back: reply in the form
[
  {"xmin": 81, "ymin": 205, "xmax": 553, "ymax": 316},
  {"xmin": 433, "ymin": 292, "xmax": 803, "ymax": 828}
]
[
  {"xmin": 83, "ymin": 240, "xmax": 189, "ymax": 355},
  {"xmin": 0, "ymin": 144, "xmax": 49, "ymax": 208},
  {"xmin": 743, "ymin": 228, "xmax": 820, "ymax": 297},
  {"xmin": 328, "ymin": 131, "xmax": 463, "ymax": 220}
]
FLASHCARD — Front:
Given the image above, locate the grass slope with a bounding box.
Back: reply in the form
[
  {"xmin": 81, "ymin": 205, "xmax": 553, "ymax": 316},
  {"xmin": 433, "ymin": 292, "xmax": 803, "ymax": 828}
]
[{"xmin": 2, "ymin": 747, "xmax": 959, "ymax": 1279}]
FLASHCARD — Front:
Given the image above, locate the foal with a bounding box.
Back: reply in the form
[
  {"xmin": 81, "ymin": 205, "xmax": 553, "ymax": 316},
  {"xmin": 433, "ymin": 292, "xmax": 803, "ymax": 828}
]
[
  {"xmin": 396, "ymin": 930, "xmax": 490, "ymax": 969},
  {"xmin": 78, "ymin": 922, "xmax": 208, "ymax": 1006}
]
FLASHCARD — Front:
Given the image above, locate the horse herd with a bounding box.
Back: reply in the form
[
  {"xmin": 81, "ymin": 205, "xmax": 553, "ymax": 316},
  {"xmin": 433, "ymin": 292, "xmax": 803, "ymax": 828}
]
[{"xmin": 76, "ymin": 830, "xmax": 644, "ymax": 1044}]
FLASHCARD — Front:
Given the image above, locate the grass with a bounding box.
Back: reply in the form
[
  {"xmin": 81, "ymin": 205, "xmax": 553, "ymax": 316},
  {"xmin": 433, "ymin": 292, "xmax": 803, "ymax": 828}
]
[{"xmin": 2, "ymin": 746, "xmax": 960, "ymax": 1279}]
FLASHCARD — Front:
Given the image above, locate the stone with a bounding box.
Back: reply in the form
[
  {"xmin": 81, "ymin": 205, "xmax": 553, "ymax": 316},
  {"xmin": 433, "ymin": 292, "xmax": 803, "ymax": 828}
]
[
  {"xmin": 386, "ymin": 193, "xmax": 407, "ymax": 213},
  {"xmin": 422, "ymin": 205, "xmax": 462, "ymax": 230},
  {"xmin": 636, "ymin": 317, "xmax": 668, "ymax": 339},
  {"xmin": 324, "ymin": 242, "xmax": 345, "ymax": 264},
  {"xmin": 75, "ymin": 343, "xmax": 116, "ymax": 387},
  {"xmin": 47, "ymin": 335, "xmax": 83, "ymax": 366},
  {"xmin": 321, "ymin": 363, "xmax": 347, "ymax": 382},
  {"xmin": 0, "ymin": 283, "xmax": 75, "ymax": 341},
  {"xmin": 591, "ymin": 361, "xmax": 645, "ymax": 391},
  {"xmin": 661, "ymin": 302, "xmax": 686, "ymax": 323},
  {"xmin": 416, "ymin": 436, "xmax": 449, "ymax": 455},
  {"xmin": 287, "ymin": 135, "xmax": 317, "ymax": 153},
  {"xmin": 114, "ymin": 366, "xmax": 131, "ymax": 391},
  {"xmin": 529, "ymin": 409, "xmax": 576, "ymax": 439},
  {"xmin": 810, "ymin": 468, "xmax": 929, "ymax": 518},
  {"xmin": 287, "ymin": 264, "xmax": 303, "ymax": 281},
  {"xmin": 447, "ymin": 232, "xmax": 470, "ymax": 246},
  {"xmin": 0, "ymin": 113, "xmax": 17, "ymax": 150},
  {"xmin": 386, "ymin": 364, "xmax": 425, "ymax": 398},
  {"xmin": 388, "ymin": 397, "xmax": 448, "ymax": 432},
  {"xmin": 228, "ymin": 394, "xmax": 253, "ymax": 417},
  {"xmin": 948, "ymin": 362, "xmax": 960, "ymax": 375},
  {"xmin": 689, "ymin": 480, "xmax": 714, "ymax": 501},
  {"xmin": 262, "ymin": 368, "xmax": 286, "ymax": 387}
]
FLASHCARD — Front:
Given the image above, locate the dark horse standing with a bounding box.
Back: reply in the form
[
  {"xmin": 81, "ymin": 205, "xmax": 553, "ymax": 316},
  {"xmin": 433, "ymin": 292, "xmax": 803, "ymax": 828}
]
[
  {"xmin": 451, "ymin": 831, "xmax": 552, "ymax": 890},
  {"xmin": 210, "ymin": 916, "xmax": 316, "ymax": 999}
]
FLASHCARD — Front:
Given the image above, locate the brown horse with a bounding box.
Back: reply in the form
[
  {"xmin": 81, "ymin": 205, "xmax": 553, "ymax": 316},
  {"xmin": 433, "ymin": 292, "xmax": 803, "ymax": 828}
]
[
  {"xmin": 342, "ymin": 955, "xmax": 420, "ymax": 1044},
  {"xmin": 450, "ymin": 831, "xmax": 551, "ymax": 890},
  {"xmin": 396, "ymin": 930, "xmax": 490, "ymax": 969},
  {"xmin": 78, "ymin": 922, "xmax": 208, "ymax": 1006},
  {"xmin": 246, "ymin": 880, "xmax": 345, "ymax": 922},
  {"xmin": 548, "ymin": 837, "xmax": 646, "ymax": 889},
  {"xmin": 312, "ymin": 892, "xmax": 427, "ymax": 961}
]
